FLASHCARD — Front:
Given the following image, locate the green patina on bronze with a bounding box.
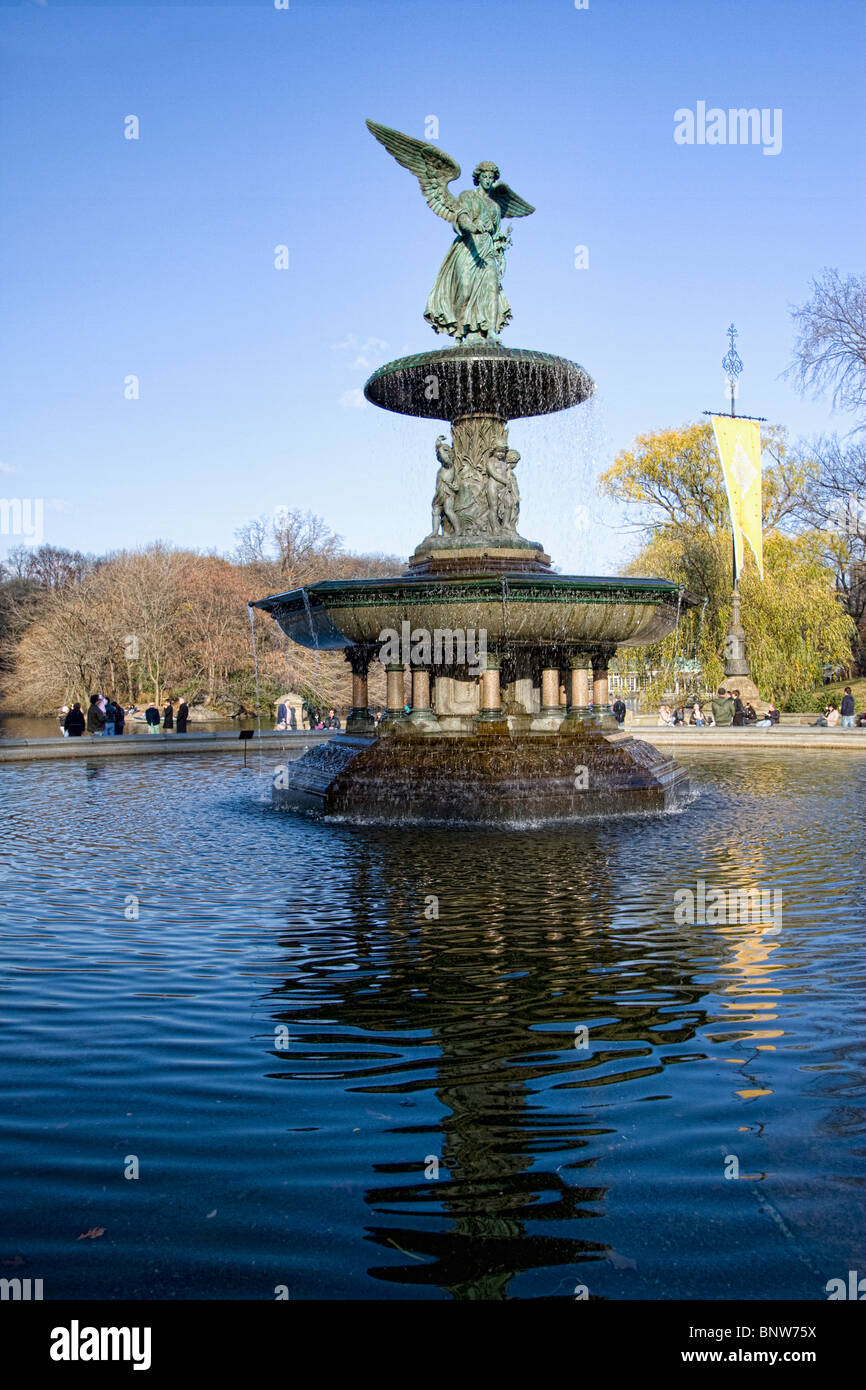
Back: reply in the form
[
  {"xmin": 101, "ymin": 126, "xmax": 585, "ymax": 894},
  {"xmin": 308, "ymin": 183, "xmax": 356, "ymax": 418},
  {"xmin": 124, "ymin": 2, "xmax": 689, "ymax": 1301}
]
[
  {"xmin": 367, "ymin": 121, "xmax": 535, "ymax": 345},
  {"xmin": 249, "ymin": 119, "xmax": 697, "ymax": 820}
]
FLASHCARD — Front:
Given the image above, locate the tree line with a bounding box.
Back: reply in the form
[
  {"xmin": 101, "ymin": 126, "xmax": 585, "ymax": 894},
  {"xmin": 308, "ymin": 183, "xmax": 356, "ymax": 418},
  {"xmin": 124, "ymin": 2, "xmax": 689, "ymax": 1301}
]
[
  {"xmin": 2, "ymin": 269, "xmax": 863, "ymax": 715},
  {"xmin": 0, "ymin": 513, "xmax": 402, "ymax": 716}
]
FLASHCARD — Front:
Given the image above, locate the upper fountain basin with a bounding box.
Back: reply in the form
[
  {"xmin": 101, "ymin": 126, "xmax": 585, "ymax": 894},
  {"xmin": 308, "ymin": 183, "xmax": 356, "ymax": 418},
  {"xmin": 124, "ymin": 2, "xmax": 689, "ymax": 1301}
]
[
  {"xmin": 363, "ymin": 344, "xmax": 595, "ymax": 421},
  {"xmin": 251, "ymin": 574, "xmax": 692, "ymax": 652}
]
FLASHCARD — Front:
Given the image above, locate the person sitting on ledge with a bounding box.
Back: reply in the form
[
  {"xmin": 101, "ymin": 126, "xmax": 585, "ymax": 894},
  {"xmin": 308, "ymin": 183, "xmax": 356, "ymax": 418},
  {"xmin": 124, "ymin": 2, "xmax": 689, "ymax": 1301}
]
[
  {"xmin": 743, "ymin": 702, "xmax": 758, "ymax": 724},
  {"xmin": 812, "ymin": 702, "xmax": 840, "ymax": 727},
  {"xmin": 324, "ymin": 708, "xmax": 341, "ymax": 729},
  {"xmin": 754, "ymin": 704, "xmax": 780, "ymax": 728},
  {"xmin": 689, "ymin": 703, "xmax": 705, "ymax": 726},
  {"xmin": 657, "ymin": 704, "xmax": 674, "ymax": 726}
]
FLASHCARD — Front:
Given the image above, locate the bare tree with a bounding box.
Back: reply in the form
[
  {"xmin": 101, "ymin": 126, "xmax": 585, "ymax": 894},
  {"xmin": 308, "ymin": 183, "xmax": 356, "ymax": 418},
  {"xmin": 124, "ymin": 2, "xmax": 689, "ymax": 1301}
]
[
  {"xmin": 2, "ymin": 544, "xmax": 92, "ymax": 589},
  {"xmin": 792, "ymin": 435, "xmax": 866, "ymax": 662},
  {"xmin": 787, "ymin": 269, "xmax": 866, "ymax": 428}
]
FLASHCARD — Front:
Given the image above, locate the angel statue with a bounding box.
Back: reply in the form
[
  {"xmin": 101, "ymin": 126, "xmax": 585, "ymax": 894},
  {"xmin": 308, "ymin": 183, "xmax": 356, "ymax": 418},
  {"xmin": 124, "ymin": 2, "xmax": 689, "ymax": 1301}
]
[{"xmin": 366, "ymin": 120, "xmax": 535, "ymax": 344}]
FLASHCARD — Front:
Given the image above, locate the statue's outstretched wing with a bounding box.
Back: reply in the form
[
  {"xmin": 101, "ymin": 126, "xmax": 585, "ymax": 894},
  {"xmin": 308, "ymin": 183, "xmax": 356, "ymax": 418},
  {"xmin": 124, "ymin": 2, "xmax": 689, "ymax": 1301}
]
[
  {"xmin": 489, "ymin": 183, "xmax": 535, "ymax": 218},
  {"xmin": 366, "ymin": 120, "xmax": 461, "ymax": 223}
]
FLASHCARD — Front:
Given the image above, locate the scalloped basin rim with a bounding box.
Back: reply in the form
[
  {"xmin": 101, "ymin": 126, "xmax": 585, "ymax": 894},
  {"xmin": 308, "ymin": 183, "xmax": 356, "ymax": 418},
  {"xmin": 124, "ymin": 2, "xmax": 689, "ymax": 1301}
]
[
  {"xmin": 251, "ymin": 575, "xmax": 698, "ymax": 652},
  {"xmin": 252, "ymin": 574, "xmax": 696, "ymax": 606},
  {"xmin": 363, "ymin": 344, "xmax": 596, "ymax": 421}
]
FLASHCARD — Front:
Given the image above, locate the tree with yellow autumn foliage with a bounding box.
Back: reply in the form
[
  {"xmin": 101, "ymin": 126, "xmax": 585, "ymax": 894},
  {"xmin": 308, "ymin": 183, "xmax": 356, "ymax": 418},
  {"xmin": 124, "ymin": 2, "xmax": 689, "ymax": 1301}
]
[{"xmin": 598, "ymin": 421, "xmax": 856, "ymax": 702}]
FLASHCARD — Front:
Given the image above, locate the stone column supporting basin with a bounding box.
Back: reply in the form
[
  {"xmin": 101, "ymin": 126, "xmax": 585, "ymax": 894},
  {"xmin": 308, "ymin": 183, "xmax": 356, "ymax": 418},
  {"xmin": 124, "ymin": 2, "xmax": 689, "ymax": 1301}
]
[
  {"xmin": 382, "ymin": 663, "xmax": 408, "ymax": 724},
  {"xmin": 566, "ymin": 653, "xmax": 592, "ymax": 720}
]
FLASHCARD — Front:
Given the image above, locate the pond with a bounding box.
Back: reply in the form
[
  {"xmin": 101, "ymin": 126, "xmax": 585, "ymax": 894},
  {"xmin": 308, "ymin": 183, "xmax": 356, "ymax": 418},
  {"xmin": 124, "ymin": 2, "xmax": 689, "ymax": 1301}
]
[{"xmin": 0, "ymin": 748, "xmax": 863, "ymax": 1299}]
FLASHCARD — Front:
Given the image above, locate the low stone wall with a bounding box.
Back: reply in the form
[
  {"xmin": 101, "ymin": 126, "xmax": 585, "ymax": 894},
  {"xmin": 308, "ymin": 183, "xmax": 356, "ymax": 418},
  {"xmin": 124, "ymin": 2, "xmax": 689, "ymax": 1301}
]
[
  {"xmin": 636, "ymin": 726, "xmax": 866, "ymax": 750},
  {"xmin": 0, "ymin": 725, "xmax": 864, "ymax": 763},
  {"xmin": 0, "ymin": 731, "xmax": 332, "ymax": 763},
  {"xmin": 627, "ymin": 712, "xmax": 823, "ymax": 728}
]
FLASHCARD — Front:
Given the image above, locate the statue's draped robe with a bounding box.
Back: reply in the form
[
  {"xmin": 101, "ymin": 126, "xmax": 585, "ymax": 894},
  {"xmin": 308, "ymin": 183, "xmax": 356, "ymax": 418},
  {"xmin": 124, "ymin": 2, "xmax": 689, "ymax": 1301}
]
[{"xmin": 424, "ymin": 189, "xmax": 512, "ymax": 340}]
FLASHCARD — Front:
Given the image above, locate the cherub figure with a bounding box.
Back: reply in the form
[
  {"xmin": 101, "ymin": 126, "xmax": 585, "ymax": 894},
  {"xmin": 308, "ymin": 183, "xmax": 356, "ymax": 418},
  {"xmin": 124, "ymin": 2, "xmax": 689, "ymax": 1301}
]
[
  {"xmin": 431, "ymin": 435, "xmax": 459, "ymax": 536},
  {"xmin": 503, "ymin": 447, "xmax": 521, "ymax": 531},
  {"xmin": 485, "ymin": 441, "xmax": 511, "ymax": 534}
]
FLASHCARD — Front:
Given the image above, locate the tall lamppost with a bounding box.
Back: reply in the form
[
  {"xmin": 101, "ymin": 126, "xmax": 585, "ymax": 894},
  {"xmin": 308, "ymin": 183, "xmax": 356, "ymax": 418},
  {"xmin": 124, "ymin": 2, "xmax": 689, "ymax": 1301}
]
[{"xmin": 705, "ymin": 325, "xmax": 767, "ymax": 706}]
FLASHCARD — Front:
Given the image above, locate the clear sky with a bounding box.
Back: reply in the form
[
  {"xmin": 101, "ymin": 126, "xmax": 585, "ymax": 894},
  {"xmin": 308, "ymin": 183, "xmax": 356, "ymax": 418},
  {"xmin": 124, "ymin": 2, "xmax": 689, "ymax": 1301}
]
[{"xmin": 1, "ymin": 0, "xmax": 864, "ymax": 576}]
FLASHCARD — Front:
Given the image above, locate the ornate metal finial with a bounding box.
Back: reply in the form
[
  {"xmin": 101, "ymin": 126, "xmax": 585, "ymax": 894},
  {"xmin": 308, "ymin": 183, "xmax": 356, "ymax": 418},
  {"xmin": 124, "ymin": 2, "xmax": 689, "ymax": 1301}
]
[{"xmin": 722, "ymin": 323, "xmax": 743, "ymax": 415}]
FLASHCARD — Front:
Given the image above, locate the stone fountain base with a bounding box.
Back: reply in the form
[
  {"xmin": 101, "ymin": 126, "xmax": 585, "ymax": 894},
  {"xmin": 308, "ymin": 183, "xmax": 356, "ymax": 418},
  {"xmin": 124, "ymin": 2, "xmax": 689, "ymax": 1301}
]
[{"xmin": 272, "ymin": 724, "xmax": 689, "ymax": 824}]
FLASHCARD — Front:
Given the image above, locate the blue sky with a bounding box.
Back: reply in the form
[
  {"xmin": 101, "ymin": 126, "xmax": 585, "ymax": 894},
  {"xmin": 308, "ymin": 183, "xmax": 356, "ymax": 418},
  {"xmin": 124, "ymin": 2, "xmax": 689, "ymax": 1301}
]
[{"xmin": 1, "ymin": 0, "xmax": 864, "ymax": 575}]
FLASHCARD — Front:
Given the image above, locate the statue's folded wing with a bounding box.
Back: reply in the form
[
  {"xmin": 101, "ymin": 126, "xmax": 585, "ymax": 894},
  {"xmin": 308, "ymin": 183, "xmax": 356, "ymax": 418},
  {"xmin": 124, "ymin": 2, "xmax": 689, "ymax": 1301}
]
[
  {"xmin": 490, "ymin": 183, "xmax": 535, "ymax": 218},
  {"xmin": 366, "ymin": 120, "xmax": 461, "ymax": 223}
]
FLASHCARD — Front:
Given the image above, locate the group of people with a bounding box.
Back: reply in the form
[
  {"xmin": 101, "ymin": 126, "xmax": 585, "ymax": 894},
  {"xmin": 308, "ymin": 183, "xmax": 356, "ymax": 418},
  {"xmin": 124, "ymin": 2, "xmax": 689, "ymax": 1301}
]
[
  {"xmin": 60, "ymin": 695, "xmax": 189, "ymax": 736},
  {"xmin": 61, "ymin": 694, "xmax": 127, "ymax": 736},
  {"xmin": 276, "ymin": 702, "xmax": 341, "ymax": 731},
  {"xmin": 654, "ymin": 683, "xmax": 865, "ymax": 729},
  {"xmin": 657, "ymin": 689, "xmax": 781, "ymax": 729},
  {"xmin": 812, "ymin": 688, "xmax": 866, "ymax": 728}
]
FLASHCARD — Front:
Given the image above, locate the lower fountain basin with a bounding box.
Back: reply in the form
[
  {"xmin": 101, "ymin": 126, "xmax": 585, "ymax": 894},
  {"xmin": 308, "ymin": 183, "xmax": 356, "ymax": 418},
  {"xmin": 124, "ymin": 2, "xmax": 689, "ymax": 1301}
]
[
  {"xmin": 363, "ymin": 343, "xmax": 595, "ymax": 420},
  {"xmin": 271, "ymin": 725, "xmax": 690, "ymax": 824},
  {"xmin": 251, "ymin": 573, "xmax": 691, "ymax": 651}
]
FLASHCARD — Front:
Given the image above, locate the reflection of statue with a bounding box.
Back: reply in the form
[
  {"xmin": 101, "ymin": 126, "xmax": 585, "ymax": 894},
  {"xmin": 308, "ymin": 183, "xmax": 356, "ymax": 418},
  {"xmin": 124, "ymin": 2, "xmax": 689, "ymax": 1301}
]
[
  {"xmin": 366, "ymin": 121, "xmax": 535, "ymax": 344},
  {"xmin": 431, "ymin": 435, "xmax": 459, "ymax": 536}
]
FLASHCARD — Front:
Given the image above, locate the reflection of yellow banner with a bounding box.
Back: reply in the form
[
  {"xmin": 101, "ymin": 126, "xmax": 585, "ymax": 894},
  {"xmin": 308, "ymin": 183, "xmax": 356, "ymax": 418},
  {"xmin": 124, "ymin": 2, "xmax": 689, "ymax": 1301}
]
[{"xmin": 711, "ymin": 415, "xmax": 764, "ymax": 580}]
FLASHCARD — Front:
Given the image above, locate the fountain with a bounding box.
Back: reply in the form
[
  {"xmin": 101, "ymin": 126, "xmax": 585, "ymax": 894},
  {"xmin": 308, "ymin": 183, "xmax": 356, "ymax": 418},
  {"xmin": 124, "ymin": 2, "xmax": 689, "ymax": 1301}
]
[{"xmin": 251, "ymin": 121, "xmax": 696, "ymax": 822}]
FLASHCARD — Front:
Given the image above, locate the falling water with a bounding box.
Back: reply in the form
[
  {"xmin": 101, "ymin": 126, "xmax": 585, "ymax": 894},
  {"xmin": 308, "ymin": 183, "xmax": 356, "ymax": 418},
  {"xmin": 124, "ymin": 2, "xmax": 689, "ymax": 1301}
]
[
  {"xmin": 696, "ymin": 595, "xmax": 708, "ymax": 657},
  {"xmin": 300, "ymin": 587, "xmax": 319, "ymax": 648},
  {"xmin": 299, "ymin": 586, "xmax": 323, "ymax": 706},
  {"xmin": 670, "ymin": 587, "xmax": 684, "ymax": 695},
  {"xmin": 247, "ymin": 604, "xmax": 265, "ymax": 778}
]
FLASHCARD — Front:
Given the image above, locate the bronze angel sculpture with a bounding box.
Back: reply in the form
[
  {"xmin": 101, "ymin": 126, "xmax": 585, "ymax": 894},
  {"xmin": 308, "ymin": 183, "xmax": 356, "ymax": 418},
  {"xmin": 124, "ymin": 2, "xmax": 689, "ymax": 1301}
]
[{"xmin": 367, "ymin": 120, "xmax": 535, "ymax": 344}]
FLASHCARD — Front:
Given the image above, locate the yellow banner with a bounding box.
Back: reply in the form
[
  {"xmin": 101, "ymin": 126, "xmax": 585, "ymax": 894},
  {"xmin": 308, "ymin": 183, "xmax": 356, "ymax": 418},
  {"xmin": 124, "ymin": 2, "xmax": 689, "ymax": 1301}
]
[{"xmin": 711, "ymin": 415, "xmax": 764, "ymax": 580}]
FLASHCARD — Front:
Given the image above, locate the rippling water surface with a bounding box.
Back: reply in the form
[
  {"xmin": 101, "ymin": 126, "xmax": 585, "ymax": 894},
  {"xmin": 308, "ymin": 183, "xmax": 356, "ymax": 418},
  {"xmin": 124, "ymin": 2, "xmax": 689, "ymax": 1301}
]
[{"xmin": 1, "ymin": 749, "xmax": 864, "ymax": 1300}]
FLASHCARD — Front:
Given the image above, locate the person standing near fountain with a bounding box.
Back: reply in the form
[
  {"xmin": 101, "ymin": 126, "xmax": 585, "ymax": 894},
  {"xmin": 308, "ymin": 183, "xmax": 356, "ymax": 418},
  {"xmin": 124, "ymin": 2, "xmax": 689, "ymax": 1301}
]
[
  {"xmin": 63, "ymin": 702, "xmax": 85, "ymax": 737},
  {"xmin": 176, "ymin": 699, "xmax": 190, "ymax": 734},
  {"xmin": 86, "ymin": 694, "xmax": 106, "ymax": 736}
]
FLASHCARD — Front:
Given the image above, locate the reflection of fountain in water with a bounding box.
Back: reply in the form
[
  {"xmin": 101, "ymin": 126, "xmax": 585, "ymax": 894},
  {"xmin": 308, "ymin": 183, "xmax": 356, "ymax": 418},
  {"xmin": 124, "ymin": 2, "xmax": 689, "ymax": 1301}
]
[{"xmin": 260, "ymin": 830, "xmax": 714, "ymax": 1298}]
